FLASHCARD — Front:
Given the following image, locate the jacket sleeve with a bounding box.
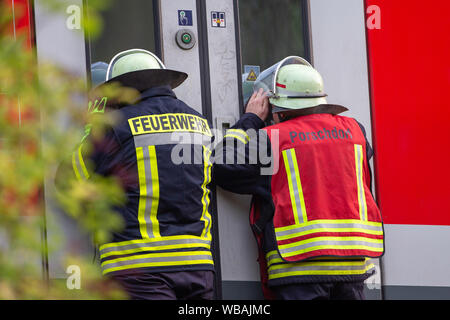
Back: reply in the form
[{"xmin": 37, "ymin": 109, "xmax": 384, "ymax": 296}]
[
  {"xmin": 355, "ymin": 120, "xmax": 374, "ymax": 161},
  {"xmin": 355, "ymin": 120, "xmax": 375, "ymax": 192},
  {"xmin": 213, "ymin": 113, "xmax": 271, "ymax": 195},
  {"xmin": 55, "ymin": 124, "xmax": 122, "ymax": 189}
]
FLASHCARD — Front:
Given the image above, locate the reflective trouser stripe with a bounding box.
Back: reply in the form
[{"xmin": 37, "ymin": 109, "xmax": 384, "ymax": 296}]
[
  {"xmin": 275, "ymin": 220, "xmax": 384, "ymax": 240},
  {"xmin": 224, "ymin": 129, "xmax": 250, "ymax": 144},
  {"xmin": 266, "ymin": 250, "xmax": 283, "ymax": 267},
  {"xmin": 266, "ymin": 250, "xmax": 371, "ymax": 266},
  {"xmin": 136, "ymin": 145, "xmax": 160, "ymax": 239},
  {"xmin": 200, "ymin": 146, "xmax": 212, "ymax": 239},
  {"xmin": 282, "ymin": 148, "xmax": 307, "ymax": 225},
  {"xmin": 72, "ymin": 143, "xmax": 90, "ymax": 180},
  {"xmin": 99, "ymin": 236, "xmax": 212, "ymax": 259},
  {"xmin": 278, "ymin": 236, "xmax": 384, "ymax": 258},
  {"xmin": 101, "ymin": 250, "xmax": 214, "ymax": 275},
  {"xmin": 267, "ymin": 257, "xmax": 375, "ymax": 280},
  {"xmin": 354, "ymin": 144, "xmax": 368, "ymax": 221}
]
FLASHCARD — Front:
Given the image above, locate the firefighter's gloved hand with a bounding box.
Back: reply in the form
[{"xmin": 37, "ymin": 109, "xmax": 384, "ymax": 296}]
[{"xmin": 246, "ymin": 88, "xmax": 270, "ymax": 121}]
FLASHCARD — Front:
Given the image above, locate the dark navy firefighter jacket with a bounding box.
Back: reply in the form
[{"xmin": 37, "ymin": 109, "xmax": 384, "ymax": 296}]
[{"xmin": 71, "ymin": 86, "xmax": 214, "ymax": 276}]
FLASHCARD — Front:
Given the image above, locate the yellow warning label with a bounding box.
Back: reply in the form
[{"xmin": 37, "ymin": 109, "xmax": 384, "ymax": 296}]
[{"xmin": 246, "ymin": 70, "xmax": 258, "ymax": 81}]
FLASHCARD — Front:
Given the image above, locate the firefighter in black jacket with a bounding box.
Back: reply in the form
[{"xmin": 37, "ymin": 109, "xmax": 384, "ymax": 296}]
[
  {"xmin": 70, "ymin": 49, "xmax": 215, "ymax": 299},
  {"xmin": 214, "ymin": 56, "xmax": 384, "ymax": 300}
]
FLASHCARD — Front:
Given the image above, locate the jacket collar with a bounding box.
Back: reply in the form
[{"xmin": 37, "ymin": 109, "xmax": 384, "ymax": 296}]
[
  {"xmin": 139, "ymin": 85, "xmax": 177, "ymax": 102},
  {"xmin": 89, "ymin": 85, "xmax": 177, "ymax": 111}
]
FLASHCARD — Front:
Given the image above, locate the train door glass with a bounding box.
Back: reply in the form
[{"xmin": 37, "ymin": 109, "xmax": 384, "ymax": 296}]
[
  {"xmin": 238, "ymin": 0, "xmax": 310, "ymax": 104},
  {"xmin": 87, "ymin": 0, "xmax": 159, "ymax": 75}
]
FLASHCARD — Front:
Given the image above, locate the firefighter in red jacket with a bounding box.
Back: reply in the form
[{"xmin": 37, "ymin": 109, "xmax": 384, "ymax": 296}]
[{"xmin": 214, "ymin": 56, "xmax": 384, "ymax": 300}]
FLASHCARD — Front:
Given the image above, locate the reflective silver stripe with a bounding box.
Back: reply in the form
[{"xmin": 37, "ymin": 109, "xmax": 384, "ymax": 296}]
[
  {"xmin": 100, "ymin": 238, "xmax": 212, "ymax": 258},
  {"xmin": 283, "ymin": 149, "xmax": 306, "ymax": 224},
  {"xmin": 275, "ymin": 222, "xmax": 383, "ymax": 238},
  {"xmin": 135, "ymin": 146, "xmax": 159, "ymax": 238},
  {"xmin": 101, "ymin": 251, "xmax": 214, "ymax": 274},
  {"xmin": 134, "ymin": 132, "xmax": 210, "ymax": 147},
  {"xmin": 143, "ymin": 146, "xmax": 156, "ymax": 238},
  {"xmin": 279, "ymin": 239, "xmax": 384, "ymax": 256},
  {"xmin": 266, "ymin": 250, "xmax": 366, "ymax": 267},
  {"xmin": 355, "ymin": 144, "xmax": 368, "ymax": 221},
  {"xmin": 266, "ymin": 251, "xmax": 282, "ymax": 267},
  {"xmin": 268, "ymin": 259, "xmax": 374, "ymax": 278}
]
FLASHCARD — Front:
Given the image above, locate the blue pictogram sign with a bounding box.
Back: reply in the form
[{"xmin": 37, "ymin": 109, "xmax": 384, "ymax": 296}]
[{"xmin": 178, "ymin": 10, "xmax": 193, "ymax": 26}]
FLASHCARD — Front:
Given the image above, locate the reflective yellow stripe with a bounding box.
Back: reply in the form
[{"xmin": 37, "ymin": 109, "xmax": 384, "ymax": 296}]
[
  {"xmin": 276, "ymin": 228, "xmax": 382, "ymax": 241},
  {"xmin": 99, "ymin": 236, "xmax": 211, "ymax": 259},
  {"xmin": 279, "ymin": 236, "xmax": 383, "ymax": 249},
  {"xmin": 265, "ymin": 250, "xmax": 371, "ymax": 267},
  {"xmin": 101, "ymin": 251, "xmax": 214, "ymax": 275},
  {"xmin": 227, "ymin": 129, "xmax": 249, "ymax": 141},
  {"xmin": 148, "ymin": 146, "xmax": 160, "ymax": 238},
  {"xmin": 136, "ymin": 147, "xmax": 149, "ymax": 238},
  {"xmin": 355, "ymin": 144, "xmax": 368, "ymax": 221},
  {"xmin": 103, "ymin": 259, "xmax": 214, "ymax": 275},
  {"xmin": 282, "ymin": 148, "xmax": 307, "ymax": 224},
  {"xmin": 200, "ymin": 146, "xmax": 212, "ymax": 239},
  {"xmin": 136, "ymin": 146, "xmax": 161, "ymax": 239},
  {"xmin": 77, "ymin": 144, "xmax": 90, "ymax": 179},
  {"xmin": 227, "ymin": 129, "xmax": 250, "ymax": 140},
  {"xmin": 102, "ymin": 250, "xmax": 211, "ymax": 266},
  {"xmin": 99, "ymin": 235, "xmax": 211, "ymax": 251},
  {"xmin": 275, "ymin": 223, "xmax": 383, "ymax": 241},
  {"xmin": 224, "ymin": 129, "xmax": 250, "ymax": 144},
  {"xmin": 268, "ymin": 258, "xmax": 375, "ymax": 279},
  {"xmin": 291, "ymin": 151, "xmax": 307, "ymax": 223},
  {"xmin": 224, "ymin": 133, "xmax": 248, "ymax": 144},
  {"xmin": 101, "ymin": 242, "xmax": 211, "ymax": 259},
  {"xmin": 280, "ymin": 244, "xmax": 383, "ymax": 259},
  {"xmin": 72, "ymin": 144, "xmax": 89, "ymax": 180},
  {"xmin": 282, "ymin": 151, "xmax": 298, "ymax": 221},
  {"xmin": 72, "ymin": 151, "xmax": 81, "ymax": 180},
  {"xmin": 275, "ymin": 219, "xmax": 382, "ymax": 233},
  {"xmin": 266, "ymin": 251, "xmax": 283, "ymax": 267}
]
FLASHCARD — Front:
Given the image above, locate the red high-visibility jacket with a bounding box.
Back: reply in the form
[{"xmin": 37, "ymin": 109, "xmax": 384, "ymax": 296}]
[
  {"xmin": 264, "ymin": 113, "xmax": 384, "ymax": 263},
  {"xmin": 215, "ymin": 111, "xmax": 384, "ymax": 296}
]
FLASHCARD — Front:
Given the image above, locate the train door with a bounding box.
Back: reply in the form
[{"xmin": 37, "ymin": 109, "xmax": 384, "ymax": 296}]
[{"xmin": 219, "ymin": 0, "xmax": 313, "ymax": 299}]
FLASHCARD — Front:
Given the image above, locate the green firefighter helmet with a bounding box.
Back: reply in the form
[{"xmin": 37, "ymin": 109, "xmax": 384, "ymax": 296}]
[
  {"xmin": 254, "ymin": 56, "xmax": 330, "ymax": 113},
  {"xmin": 105, "ymin": 49, "xmax": 187, "ymax": 91}
]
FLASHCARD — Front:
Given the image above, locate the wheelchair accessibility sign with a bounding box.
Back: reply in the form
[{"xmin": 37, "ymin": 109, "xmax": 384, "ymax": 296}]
[
  {"xmin": 178, "ymin": 10, "xmax": 193, "ymax": 26},
  {"xmin": 211, "ymin": 11, "xmax": 226, "ymax": 28}
]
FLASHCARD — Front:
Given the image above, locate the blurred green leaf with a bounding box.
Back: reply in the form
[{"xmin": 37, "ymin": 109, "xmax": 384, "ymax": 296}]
[{"xmin": 0, "ymin": 0, "xmax": 127, "ymax": 299}]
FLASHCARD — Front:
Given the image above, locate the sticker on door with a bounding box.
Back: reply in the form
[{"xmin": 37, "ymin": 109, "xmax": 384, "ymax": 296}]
[{"xmin": 211, "ymin": 11, "xmax": 226, "ymax": 28}]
